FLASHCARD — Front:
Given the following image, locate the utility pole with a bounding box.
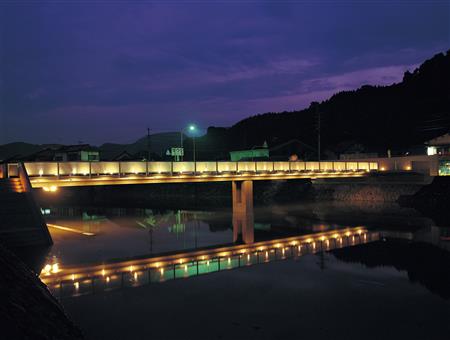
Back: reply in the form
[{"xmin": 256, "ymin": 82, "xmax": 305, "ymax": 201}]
[
  {"xmin": 316, "ymin": 105, "xmax": 321, "ymax": 161},
  {"xmin": 147, "ymin": 128, "xmax": 151, "ymax": 161}
]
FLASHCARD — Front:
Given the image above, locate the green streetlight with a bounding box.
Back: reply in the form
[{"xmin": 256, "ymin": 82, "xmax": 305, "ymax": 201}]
[{"xmin": 180, "ymin": 124, "xmax": 197, "ymax": 162}]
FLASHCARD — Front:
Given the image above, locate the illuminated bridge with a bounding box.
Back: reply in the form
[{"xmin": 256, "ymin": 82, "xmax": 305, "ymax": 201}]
[
  {"xmin": 0, "ymin": 160, "xmax": 378, "ymax": 248},
  {"xmin": 5, "ymin": 160, "xmax": 379, "ymax": 189}
]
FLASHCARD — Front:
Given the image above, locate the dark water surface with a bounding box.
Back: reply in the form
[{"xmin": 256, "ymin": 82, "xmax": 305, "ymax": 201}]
[{"xmin": 34, "ymin": 202, "xmax": 450, "ymax": 339}]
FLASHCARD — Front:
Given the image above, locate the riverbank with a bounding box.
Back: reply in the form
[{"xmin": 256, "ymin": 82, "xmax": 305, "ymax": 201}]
[{"xmin": 0, "ymin": 244, "xmax": 83, "ymax": 339}]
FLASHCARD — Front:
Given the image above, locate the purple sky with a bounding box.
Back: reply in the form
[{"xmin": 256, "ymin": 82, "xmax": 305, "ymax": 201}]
[{"xmin": 0, "ymin": 1, "xmax": 448, "ymax": 145}]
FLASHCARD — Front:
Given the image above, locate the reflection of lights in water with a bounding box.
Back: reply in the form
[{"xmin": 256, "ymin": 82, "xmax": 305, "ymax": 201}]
[{"xmin": 41, "ymin": 228, "xmax": 374, "ymax": 297}]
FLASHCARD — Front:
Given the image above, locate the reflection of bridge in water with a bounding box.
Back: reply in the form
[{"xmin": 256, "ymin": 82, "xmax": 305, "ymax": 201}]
[{"xmin": 40, "ymin": 226, "xmax": 379, "ymax": 298}]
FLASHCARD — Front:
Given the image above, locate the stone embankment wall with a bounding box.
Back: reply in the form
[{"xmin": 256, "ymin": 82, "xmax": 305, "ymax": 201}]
[
  {"xmin": 311, "ymin": 173, "xmax": 432, "ymax": 203},
  {"xmin": 0, "ymin": 244, "xmax": 83, "ymax": 339}
]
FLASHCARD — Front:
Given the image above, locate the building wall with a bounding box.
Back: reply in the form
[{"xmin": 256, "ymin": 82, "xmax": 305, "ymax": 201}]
[{"xmin": 345, "ymin": 155, "xmax": 441, "ymax": 176}]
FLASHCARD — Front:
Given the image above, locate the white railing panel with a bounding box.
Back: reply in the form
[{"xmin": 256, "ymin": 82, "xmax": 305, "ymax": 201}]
[
  {"xmin": 58, "ymin": 162, "xmax": 90, "ymax": 176},
  {"xmin": 333, "ymin": 162, "xmax": 347, "ymax": 171},
  {"xmin": 90, "ymin": 162, "xmax": 120, "ymax": 175},
  {"xmin": 196, "ymin": 161, "xmax": 217, "ymax": 173},
  {"xmin": 273, "ymin": 162, "xmax": 290, "ymax": 171},
  {"xmin": 357, "ymin": 162, "xmax": 370, "ymax": 171},
  {"xmin": 256, "ymin": 161, "xmax": 273, "ymax": 172},
  {"xmin": 305, "ymin": 162, "xmax": 319, "ymax": 171},
  {"xmin": 25, "ymin": 162, "xmax": 58, "ymax": 176},
  {"xmin": 237, "ymin": 162, "xmax": 256, "ymax": 172},
  {"xmin": 119, "ymin": 161, "xmax": 146, "ymax": 174},
  {"xmin": 346, "ymin": 162, "xmax": 358, "ymax": 171},
  {"xmin": 148, "ymin": 162, "xmax": 172, "ymax": 174},
  {"xmin": 217, "ymin": 162, "xmax": 237, "ymax": 172},
  {"xmin": 290, "ymin": 162, "xmax": 306, "ymax": 171},
  {"xmin": 320, "ymin": 162, "xmax": 334, "ymax": 171},
  {"xmin": 172, "ymin": 162, "xmax": 195, "ymax": 173}
]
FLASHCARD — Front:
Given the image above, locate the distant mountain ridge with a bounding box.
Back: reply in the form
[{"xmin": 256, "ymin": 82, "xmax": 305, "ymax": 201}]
[{"xmin": 0, "ymin": 133, "xmax": 181, "ymax": 161}]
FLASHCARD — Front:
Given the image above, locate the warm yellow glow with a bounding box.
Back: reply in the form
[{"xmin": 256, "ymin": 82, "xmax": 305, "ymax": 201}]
[
  {"xmin": 206, "ymin": 260, "xmax": 210, "ymax": 266},
  {"xmin": 228, "ymin": 257, "xmax": 231, "ymax": 264},
  {"xmin": 106, "ymin": 276, "xmax": 110, "ymax": 283},
  {"xmin": 52, "ymin": 263, "xmax": 59, "ymax": 273},
  {"xmin": 380, "ymin": 167, "xmax": 386, "ymax": 171},
  {"xmin": 405, "ymin": 166, "xmax": 412, "ymax": 171},
  {"xmin": 247, "ymin": 254, "xmax": 250, "ymax": 261},
  {"xmin": 74, "ymin": 282, "xmax": 79, "ymax": 289},
  {"xmin": 102, "ymin": 269, "xmax": 105, "ymax": 276},
  {"xmin": 345, "ymin": 231, "xmax": 351, "ymax": 237},
  {"xmin": 320, "ymin": 236, "xmax": 326, "ymax": 241},
  {"xmin": 184, "ymin": 265, "xmax": 188, "ymax": 272},
  {"xmin": 39, "ymin": 169, "xmax": 43, "ymax": 176},
  {"xmin": 42, "ymin": 264, "xmax": 52, "ymax": 275},
  {"xmin": 129, "ymin": 265, "xmax": 134, "ymax": 272},
  {"xmin": 160, "ymin": 268, "xmax": 164, "ymax": 275},
  {"xmin": 72, "ymin": 274, "xmax": 75, "ymax": 281},
  {"xmin": 134, "ymin": 272, "xmax": 138, "ymax": 280}
]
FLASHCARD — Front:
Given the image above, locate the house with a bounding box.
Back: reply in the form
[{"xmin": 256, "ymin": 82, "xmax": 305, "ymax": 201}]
[
  {"xmin": 230, "ymin": 142, "xmax": 269, "ymax": 161},
  {"xmin": 54, "ymin": 144, "xmax": 100, "ymax": 161},
  {"xmin": 425, "ymin": 133, "xmax": 450, "ymax": 156}
]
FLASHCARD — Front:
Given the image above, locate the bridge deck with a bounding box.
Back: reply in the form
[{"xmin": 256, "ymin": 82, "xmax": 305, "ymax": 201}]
[{"xmin": 4, "ymin": 160, "xmax": 378, "ymax": 188}]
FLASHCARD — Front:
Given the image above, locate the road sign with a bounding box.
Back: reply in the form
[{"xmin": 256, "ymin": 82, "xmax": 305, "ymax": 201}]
[{"xmin": 171, "ymin": 147, "xmax": 184, "ymax": 156}]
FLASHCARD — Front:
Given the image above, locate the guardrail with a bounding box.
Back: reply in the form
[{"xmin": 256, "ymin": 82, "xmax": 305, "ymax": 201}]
[{"xmin": 5, "ymin": 160, "xmax": 378, "ymax": 178}]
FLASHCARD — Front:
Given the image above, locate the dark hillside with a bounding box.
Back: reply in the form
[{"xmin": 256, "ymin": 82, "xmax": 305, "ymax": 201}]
[{"xmin": 196, "ymin": 50, "xmax": 449, "ymax": 159}]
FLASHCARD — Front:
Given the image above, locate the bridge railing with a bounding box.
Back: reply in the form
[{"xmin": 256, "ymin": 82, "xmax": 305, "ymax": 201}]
[{"xmin": 6, "ymin": 160, "xmax": 378, "ymax": 178}]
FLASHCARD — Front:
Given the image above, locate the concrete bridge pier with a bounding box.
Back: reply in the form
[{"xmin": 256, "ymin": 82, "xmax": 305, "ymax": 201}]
[{"xmin": 232, "ymin": 180, "xmax": 254, "ymax": 244}]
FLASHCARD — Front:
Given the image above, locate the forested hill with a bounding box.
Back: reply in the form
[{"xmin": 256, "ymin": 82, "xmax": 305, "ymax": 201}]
[{"xmin": 202, "ymin": 50, "xmax": 449, "ymax": 158}]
